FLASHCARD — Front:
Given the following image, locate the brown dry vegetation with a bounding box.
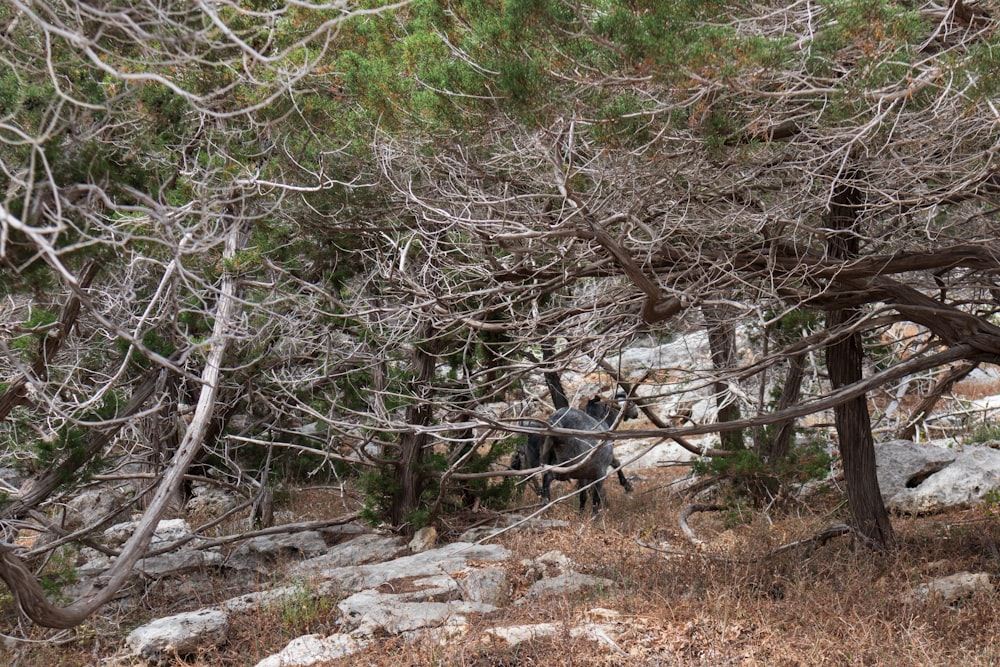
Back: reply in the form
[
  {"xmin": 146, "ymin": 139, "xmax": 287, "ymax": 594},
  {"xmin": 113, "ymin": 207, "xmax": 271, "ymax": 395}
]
[{"xmin": 3, "ymin": 465, "xmax": 1000, "ymax": 666}]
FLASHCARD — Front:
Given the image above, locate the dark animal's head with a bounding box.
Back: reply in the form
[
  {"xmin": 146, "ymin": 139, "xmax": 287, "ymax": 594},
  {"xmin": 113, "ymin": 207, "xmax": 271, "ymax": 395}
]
[{"xmin": 584, "ymin": 391, "xmax": 639, "ymax": 426}]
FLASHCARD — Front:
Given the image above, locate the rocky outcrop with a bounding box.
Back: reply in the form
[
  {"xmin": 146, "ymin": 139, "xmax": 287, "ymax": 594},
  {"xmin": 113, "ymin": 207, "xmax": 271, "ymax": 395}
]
[
  {"xmin": 254, "ymin": 634, "xmax": 369, "ymax": 667},
  {"xmin": 112, "ymin": 515, "xmax": 615, "ymax": 666},
  {"xmin": 875, "ymin": 440, "xmax": 1000, "ymax": 514},
  {"xmin": 905, "ymin": 571, "xmax": 994, "ymax": 604}
]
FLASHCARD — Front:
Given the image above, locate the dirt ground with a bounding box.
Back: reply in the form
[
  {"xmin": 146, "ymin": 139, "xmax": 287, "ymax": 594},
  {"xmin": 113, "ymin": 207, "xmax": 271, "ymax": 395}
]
[{"xmin": 3, "ymin": 462, "xmax": 1000, "ymax": 666}]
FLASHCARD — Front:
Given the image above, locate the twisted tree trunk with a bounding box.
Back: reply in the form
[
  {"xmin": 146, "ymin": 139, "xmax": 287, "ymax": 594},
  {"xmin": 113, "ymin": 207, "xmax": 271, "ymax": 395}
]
[{"xmin": 825, "ymin": 179, "xmax": 895, "ymax": 551}]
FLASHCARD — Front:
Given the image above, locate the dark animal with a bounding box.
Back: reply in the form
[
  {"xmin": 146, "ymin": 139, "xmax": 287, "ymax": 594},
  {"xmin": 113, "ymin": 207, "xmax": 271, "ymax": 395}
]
[
  {"xmin": 539, "ymin": 407, "xmax": 634, "ymax": 513},
  {"xmin": 510, "ymin": 391, "xmax": 637, "ymax": 510}
]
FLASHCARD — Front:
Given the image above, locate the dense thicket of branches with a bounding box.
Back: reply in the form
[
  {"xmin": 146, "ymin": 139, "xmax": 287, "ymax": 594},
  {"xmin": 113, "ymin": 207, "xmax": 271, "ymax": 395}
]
[{"xmin": 2, "ymin": 0, "xmax": 1000, "ymax": 629}]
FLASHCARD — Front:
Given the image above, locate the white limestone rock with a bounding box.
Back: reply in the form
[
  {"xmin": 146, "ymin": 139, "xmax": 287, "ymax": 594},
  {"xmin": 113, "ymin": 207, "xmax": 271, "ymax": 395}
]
[{"xmin": 126, "ymin": 609, "xmax": 228, "ymax": 663}]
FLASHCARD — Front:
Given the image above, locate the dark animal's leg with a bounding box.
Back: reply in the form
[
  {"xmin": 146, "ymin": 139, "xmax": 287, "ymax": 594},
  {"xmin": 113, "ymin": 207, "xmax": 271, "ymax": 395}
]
[
  {"xmin": 541, "ymin": 472, "xmax": 553, "ymax": 503},
  {"xmin": 576, "ymin": 479, "xmax": 588, "ymax": 512},
  {"xmin": 612, "ymin": 457, "xmax": 633, "ymax": 493},
  {"xmin": 593, "ymin": 481, "xmax": 607, "ymax": 514}
]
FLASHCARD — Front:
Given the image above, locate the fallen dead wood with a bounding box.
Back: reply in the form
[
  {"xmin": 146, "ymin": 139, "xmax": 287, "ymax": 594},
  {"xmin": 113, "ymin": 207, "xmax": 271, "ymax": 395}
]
[
  {"xmin": 678, "ymin": 503, "xmax": 725, "ymax": 547},
  {"xmin": 636, "ymin": 521, "xmax": 856, "ymax": 562},
  {"xmin": 190, "ymin": 512, "xmax": 363, "ymax": 551}
]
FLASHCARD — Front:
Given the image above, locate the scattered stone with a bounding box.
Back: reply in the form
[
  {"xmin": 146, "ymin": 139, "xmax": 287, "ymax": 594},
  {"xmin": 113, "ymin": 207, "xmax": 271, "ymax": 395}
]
[
  {"xmin": 254, "ymin": 633, "xmax": 368, "ymax": 667},
  {"xmin": 104, "ymin": 518, "xmax": 194, "ymax": 549},
  {"xmin": 222, "ymin": 585, "xmax": 311, "ymax": 614},
  {"xmin": 517, "ymin": 571, "xmax": 616, "ymax": 603},
  {"xmin": 483, "ymin": 621, "xmax": 617, "ymax": 647},
  {"xmin": 522, "ymin": 550, "xmax": 574, "ymax": 581},
  {"xmin": 458, "ymin": 516, "xmax": 569, "ymax": 543},
  {"xmin": 875, "ymin": 440, "xmax": 957, "ymax": 506},
  {"xmin": 607, "ymin": 332, "xmax": 710, "ymax": 374},
  {"xmin": 483, "ymin": 622, "xmax": 560, "ymax": 645},
  {"xmin": 457, "ymin": 566, "xmax": 509, "ymax": 606},
  {"xmin": 302, "ymin": 541, "xmax": 511, "ymax": 596},
  {"xmin": 409, "ymin": 526, "xmax": 438, "ymax": 552},
  {"xmin": 228, "ymin": 530, "xmax": 329, "ymax": 571},
  {"xmin": 64, "ymin": 487, "xmax": 129, "ymax": 529},
  {"xmin": 290, "ymin": 533, "xmax": 405, "ymax": 580},
  {"xmin": 614, "ymin": 438, "xmax": 700, "ymax": 467},
  {"xmin": 907, "ymin": 571, "xmax": 994, "ymax": 604},
  {"xmin": 126, "ymin": 609, "xmax": 228, "ymax": 663},
  {"xmin": 136, "ymin": 550, "xmax": 223, "ymax": 578},
  {"xmin": 185, "ymin": 482, "xmax": 238, "ymax": 517}
]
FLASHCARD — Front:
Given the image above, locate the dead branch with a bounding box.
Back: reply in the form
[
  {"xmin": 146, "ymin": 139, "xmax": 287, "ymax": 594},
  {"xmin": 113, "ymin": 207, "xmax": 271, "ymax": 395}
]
[
  {"xmin": 0, "ymin": 260, "xmax": 99, "ymax": 420},
  {"xmin": 194, "ymin": 512, "xmax": 362, "ymax": 552},
  {"xmin": 1, "ymin": 360, "xmax": 173, "ymax": 521},
  {"xmin": 635, "ymin": 522, "xmax": 854, "ymax": 561},
  {"xmin": 896, "ymin": 361, "xmax": 979, "ymax": 440},
  {"xmin": 678, "ymin": 503, "xmax": 725, "ymax": 548}
]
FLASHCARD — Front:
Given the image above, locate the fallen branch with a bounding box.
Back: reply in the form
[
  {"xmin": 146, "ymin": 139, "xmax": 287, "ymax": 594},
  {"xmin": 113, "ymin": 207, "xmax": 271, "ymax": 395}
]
[
  {"xmin": 636, "ymin": 521, "xmax": 855, "ymax": 561},
  {"xmin": 193, "ymin": 512, "xmax": 362, "ymax": 552},
  {"xmin": 678, "ymin": 503, "xmax": 724, "ymax": 547},
  {"xmin": 769, "ymin": 523, "xmax": 854, "ymax": 555}
]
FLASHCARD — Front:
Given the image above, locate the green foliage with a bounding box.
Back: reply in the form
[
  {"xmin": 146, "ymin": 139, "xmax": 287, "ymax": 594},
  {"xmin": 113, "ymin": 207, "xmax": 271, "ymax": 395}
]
[
  {"xmin": 360, "ymin": 436, "xmax": 518, "ymax": 529},
  {"xmin": 21, "ymin": 393, "xmax": 123, "ymax": 485},
  {"xmin": 452, "ymin": 439, "xmax": 519, "ymax": 510},
  {"xmin": 39, "ymin": 547, "xmax": 78, "ymax": 602},
  {"xmin": 359, "ymin": 466, "xmax": 401, "ymax": 527},
  {"xmin": 275, "ymin": 584, "xmax": 331, "ymax": 634},
  {"xmin": 10, "ymin": 308, "xmax": 58, "ymax": 352},
  {"xmin": 983, "ymin": 488, "xmax": 1000, "ymax": 518},
  {"xmin": 968, "ymin": 38, "xmax": 1000, "ymax": 102},
  {"xmin": 592, "ymin": 92, "xmax": 655, "ymax": 148},
  {"xmin": 694, "ymin": 434, "xmax": 832, "ymax": 507},
  {"xmin": 966, "ymin": 421, "xmax": 1000, "ymax": 445}
]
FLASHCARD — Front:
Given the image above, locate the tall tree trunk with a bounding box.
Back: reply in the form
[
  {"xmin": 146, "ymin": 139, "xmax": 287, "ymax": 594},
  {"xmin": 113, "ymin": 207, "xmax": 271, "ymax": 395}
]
[
  {"xmin": 703, "ymin": 302, "xmax": 744, "ymax": 450},
  {"xmin": 389, "ymin": 321, "xmax": 436, "ymax": 529},
  {"xmin": 825, "ymin": 179, "xmax": 896, "ymax": 550}
]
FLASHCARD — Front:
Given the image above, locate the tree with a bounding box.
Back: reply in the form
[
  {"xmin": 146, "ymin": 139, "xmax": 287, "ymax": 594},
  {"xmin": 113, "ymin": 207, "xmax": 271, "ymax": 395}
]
[
  {"xmin": 346, "ymin": 0, "xmax": 1000, "ymax": 550},
  {"xmin": 0, "ymin": 0, "xmax": 402, "ymax": 629},
  {"xmin": 5, "ymin": 0, "xmax": 1000, "ymax": 634}
]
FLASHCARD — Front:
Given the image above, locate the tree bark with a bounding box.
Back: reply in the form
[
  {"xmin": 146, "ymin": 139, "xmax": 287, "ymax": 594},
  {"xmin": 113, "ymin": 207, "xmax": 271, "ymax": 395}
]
[
  {"xmin": 703, "ymin": 302, "xmax": 744, "ymax": 450},
  {"xmin": 540, "ymin": 341, "xmax": 570, "ymax": 410},
  {"xmin": 388, "ymin": 320, "xmax": 437, "ymax": 529},
  {"xmin": 824, "ymin": 179, "xmax": 896, "ymax": 551},
  {"xmin": 763, "ymin": 351, "xmax": 806, "ymax": 460}
]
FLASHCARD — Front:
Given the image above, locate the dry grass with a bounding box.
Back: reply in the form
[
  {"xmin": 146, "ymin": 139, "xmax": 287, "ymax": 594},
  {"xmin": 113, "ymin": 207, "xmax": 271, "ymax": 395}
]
[{"xmin": 4, "ymin": 468, "xmax": 1000, "ymax": 666}]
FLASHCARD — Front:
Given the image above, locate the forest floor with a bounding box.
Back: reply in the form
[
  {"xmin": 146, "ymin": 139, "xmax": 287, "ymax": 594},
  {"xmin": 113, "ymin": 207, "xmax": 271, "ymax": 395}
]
[{"xmin": 4, "ymin": 463, "xmax": 1000, "ymax": 667}]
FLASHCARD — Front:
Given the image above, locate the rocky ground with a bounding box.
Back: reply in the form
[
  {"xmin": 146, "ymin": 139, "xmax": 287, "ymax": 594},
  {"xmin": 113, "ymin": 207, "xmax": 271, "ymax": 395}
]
[
  {"xmin": 6, "ymin": 334, "xmax": 1000, "ymax": 665},
  {"xmin": 4, "ymin": 433, "xmax": 999, "ymax": 666}
]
